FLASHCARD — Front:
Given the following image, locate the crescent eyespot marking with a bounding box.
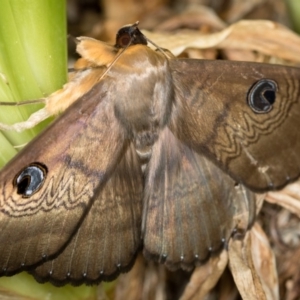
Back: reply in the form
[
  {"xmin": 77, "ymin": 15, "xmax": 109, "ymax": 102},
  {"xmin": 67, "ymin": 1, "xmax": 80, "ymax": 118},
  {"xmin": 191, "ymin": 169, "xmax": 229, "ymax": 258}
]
[
  {"xmin": 248, "ymin": 79, "xmax": 277, "ymax": 113},
  {"xmin": 14, "ymin": 163, "xmax": 48, "ymax": 197}
]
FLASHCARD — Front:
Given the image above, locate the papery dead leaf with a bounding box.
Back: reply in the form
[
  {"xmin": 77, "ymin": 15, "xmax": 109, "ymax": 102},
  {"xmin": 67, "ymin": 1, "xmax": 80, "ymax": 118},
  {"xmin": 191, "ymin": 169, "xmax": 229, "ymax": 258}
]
[
  {"xmin": 100, "ymin": 0, "xmax": 169, "ymax": 41},
  {"xmin": 256, "ymin": 194, "xmax": 266, "ymax": 214},
  {"xmin": 258, "ymin": 202, "xmax": 300, "ymax": 300},
  {"xmin": 180, "ymin": 250, "xmax": 228, "ymax": 300},
  {"xmin": 276, "ymin": 247, "xmax": 300, "ymax": 300},
  {"xmin": 115, "ymin": 254, "xmax": 166, "ymax": 300},
  {"xmin": 229, "ymin": 230, "xmax": 267, "ymax": 300},
  {"xmin": 220, "ymin": 0, "xmax": 265, "ymax": 23},
  {"xmin": 143, "ymin": 20, "xmax": 300, "ymax": 63},
  {"xmin": 266, "ymin": 180, "xmax": 300, "ymax": 218},
  {"xmin": 156, "ymin": 4, "xmax": 226, "ymax": 31},
  {"xmin": 218, "ymin": 269, "xmax": 240, "ymax": 300},
  {"xmin": 250, "ymin": 223, "xmax": 279, "ymax": 300}
]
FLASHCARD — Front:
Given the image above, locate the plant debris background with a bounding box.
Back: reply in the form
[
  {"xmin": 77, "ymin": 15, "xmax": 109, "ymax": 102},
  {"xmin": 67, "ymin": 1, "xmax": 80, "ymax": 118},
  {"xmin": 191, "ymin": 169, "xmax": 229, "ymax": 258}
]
[{"xmin": 66, "ymin": 0, "xmax": 300, "ymax": 299}]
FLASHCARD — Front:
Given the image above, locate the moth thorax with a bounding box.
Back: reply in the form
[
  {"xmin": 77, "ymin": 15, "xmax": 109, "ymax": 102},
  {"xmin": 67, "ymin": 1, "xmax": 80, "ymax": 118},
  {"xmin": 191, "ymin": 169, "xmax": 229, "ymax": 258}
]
[{"xmin": 113, "ymin": 49, "xmax": 173, "ymax": 167}]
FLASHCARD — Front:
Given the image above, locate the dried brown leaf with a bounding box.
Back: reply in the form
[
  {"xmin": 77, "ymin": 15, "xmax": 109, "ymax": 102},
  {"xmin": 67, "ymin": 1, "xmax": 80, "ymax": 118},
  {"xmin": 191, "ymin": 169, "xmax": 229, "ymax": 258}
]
[
  {"xmin": 115, "ymin": 254, "xmax": 166, "ymax": 300},
  {"xmin": 265, "ymin": 180, "xmax": 300, "ymax": 218},
  {"xmin": 218, "ymin": 269, "xmax": 240, "ymax": 300},
  {"xmin": 180, "ymin": 250, "xmax": 228, "ymax": 300},
  {"xmin": 235, "ymin": 0, "xmax": 292, "ymax": 27},
  {"xmin": 100, "ymin": 0, "xmax": 169, "ymax": 41},
  {"xmin": 229, "ymin": 230, "xmax": 267, "ymax": 300},
  {"xmin": 143, "ymin": 20, "xmax": 300, "ymax": 63},
  {"xmin": 256, "ymin": 194, "xmax": 267, "ymax": 215},
  {"xmin": 250, "ymin": 223, "xmax": 279, "ymax": 300},
  {"xmin": 156, "ymin": 4, "xmax": 226, "ymax": 31},
  {"xmin": 220, "ymin": 0, "xmax": 265, "ymax": 23},
  {"xmin": 217, "ymin": 20, "xmax": 300, "ymax": 62}
]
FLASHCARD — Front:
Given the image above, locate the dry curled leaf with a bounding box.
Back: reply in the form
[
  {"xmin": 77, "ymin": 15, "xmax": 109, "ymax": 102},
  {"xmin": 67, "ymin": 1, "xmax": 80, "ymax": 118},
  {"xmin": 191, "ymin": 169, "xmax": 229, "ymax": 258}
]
[
  {"xmin": 228, "ymin": 223, "xmax": 280, "ymax": 300},
  {"xmin": 266, "ymin": 179, "xmax": 300, "ymax": 218},
  {"xmin": 155, "ymin": 4, "xmax": 226, "ymax": 31},
  {"xmin": 180, "ymin": 250, "xmax": 228, "ymax": 300},
  {"xmin": 143, "ymin": 20, "xmax": 300, "ymax": 63},
  {"xmin": 100, "ymin": 0, "xmax": 170, "ymax": 41},
  {"xmin": 220, "ymin": 0, "xmax": 266, "ymax": 23},
  {"xmin": 115, "ymin": 255, "xmax": 166, "ymax": 300},
  {"xmin": 250, "ymin": 223, "xmax": 279, "ymax": 300}
]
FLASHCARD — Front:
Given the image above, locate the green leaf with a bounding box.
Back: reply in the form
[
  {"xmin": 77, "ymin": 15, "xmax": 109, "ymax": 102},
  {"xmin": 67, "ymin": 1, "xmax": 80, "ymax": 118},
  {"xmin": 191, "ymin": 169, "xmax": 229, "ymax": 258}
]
[
  {"xmin": 0, "ymin": 0, "xmax": 67, "ymax": 167},
  {"xmin": 0, "ymin": 1, "xmax": 98, "ymax": 298}
]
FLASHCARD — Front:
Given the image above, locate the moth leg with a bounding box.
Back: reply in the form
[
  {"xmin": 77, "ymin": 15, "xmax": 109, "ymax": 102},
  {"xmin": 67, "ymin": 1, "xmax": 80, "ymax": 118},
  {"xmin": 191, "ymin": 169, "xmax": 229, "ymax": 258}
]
[
  {"xmin": 0, "ymin": 66, "xmax": 108, "ymax": 133},
  {"xmin": 0, "ymin": 107, "xmax": 51, "ymax": 132}
]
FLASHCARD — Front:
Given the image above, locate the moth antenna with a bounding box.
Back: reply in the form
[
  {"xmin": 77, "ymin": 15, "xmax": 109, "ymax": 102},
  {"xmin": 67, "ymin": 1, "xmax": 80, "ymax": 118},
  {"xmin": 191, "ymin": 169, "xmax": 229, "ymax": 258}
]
[
  {"xmin": 99, "ymin": 41, "xmax": 132, "ymax": 81},
  {"xmin": 144, "ymin": 36, "xmax": 174, "ymax": 59},
  {"xmin": 0, "ymin": 99, "xmax": 46, "ymax": 106}
]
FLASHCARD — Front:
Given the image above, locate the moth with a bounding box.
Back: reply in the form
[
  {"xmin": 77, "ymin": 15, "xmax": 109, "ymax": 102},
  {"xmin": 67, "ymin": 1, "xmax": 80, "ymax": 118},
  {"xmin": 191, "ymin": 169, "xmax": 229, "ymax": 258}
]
[{"xmin": 0, "ymin": 23, "xmax": 300, "ymax": 286}]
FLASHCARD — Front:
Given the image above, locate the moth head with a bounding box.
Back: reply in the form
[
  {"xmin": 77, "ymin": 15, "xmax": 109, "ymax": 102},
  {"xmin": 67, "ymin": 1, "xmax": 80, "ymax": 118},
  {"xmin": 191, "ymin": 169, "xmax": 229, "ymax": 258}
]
[{"xmin": 115, "ymin": 22, "xmax": 147, "ymax": 48}]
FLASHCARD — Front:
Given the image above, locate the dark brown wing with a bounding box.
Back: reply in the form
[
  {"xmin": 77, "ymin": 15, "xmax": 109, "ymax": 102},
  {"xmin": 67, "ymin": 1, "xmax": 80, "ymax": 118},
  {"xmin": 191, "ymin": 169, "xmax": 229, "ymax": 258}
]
[
  {"xmin": 0, "ymin": 78, "xmax": 142, "ymax": 283},
  {"xmin": 31, "ymin": 141, "xmax": 143, "ymax": 285},
  {"xmin": 169, "ymin": 59, "xmax": 300, "ymax": 192},
  {"xmin": 142, "ymin": 127, "xmax": 256, "ymax": 270}
]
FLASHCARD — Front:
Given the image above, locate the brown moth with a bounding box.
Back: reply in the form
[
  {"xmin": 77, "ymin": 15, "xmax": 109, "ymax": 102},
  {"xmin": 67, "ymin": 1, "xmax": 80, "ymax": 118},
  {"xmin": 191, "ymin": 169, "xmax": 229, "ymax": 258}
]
[{"xmin": 0, "ymin": 23, "xmax": 300, "ymax": 286}]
